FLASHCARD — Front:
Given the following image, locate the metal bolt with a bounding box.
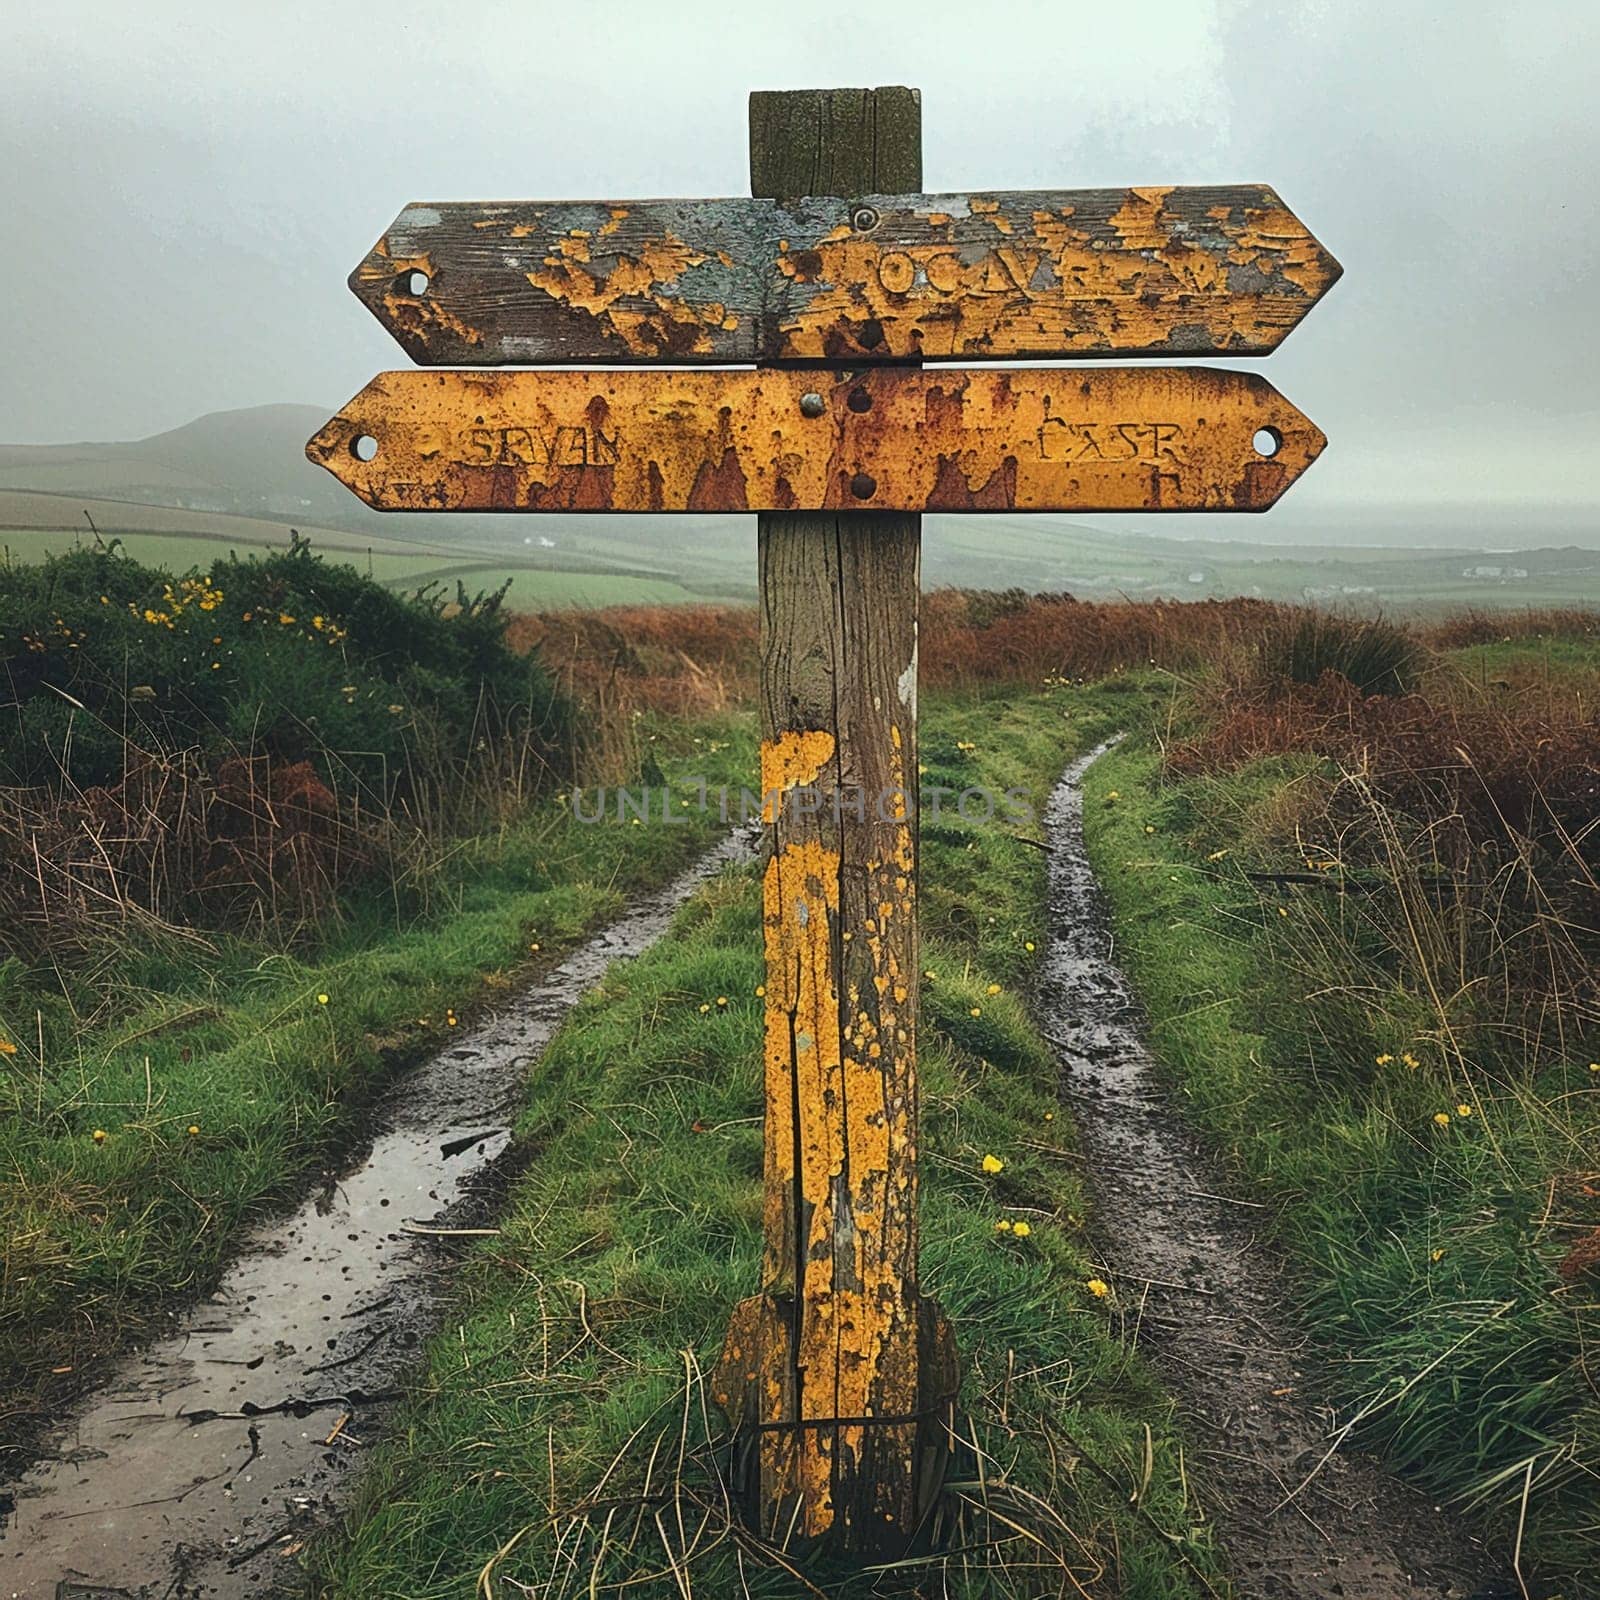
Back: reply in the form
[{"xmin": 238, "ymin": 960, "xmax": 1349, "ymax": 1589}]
[
  {"xmin": 851, "ymin": 205, "xmax": 880, "ymax": 232},
  {"xmin": 799, "ymin": 392, "xmax": 826, "ymax": 418}
]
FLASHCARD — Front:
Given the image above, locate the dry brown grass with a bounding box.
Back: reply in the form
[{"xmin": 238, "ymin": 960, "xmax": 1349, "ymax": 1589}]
[
  {"xmin": 0, "ymin": 745, "xmax": 381, "ymax": 968},
  {"xmin": 514, "ymin": 591, "xmax": 1318, "ymax": 781},
  {"xmin": 1418, "ymin": 607, "xmax": 1600, "ymax": 651}
]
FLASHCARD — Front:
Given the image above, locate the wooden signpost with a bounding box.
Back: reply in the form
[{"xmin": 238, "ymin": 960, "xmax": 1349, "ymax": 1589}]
[
  {"xmin": 349, "ymin": 184, "xmax": 1340, "ymax": 366},
  {"xmin": 310, "ymin": 84, "xmax": 1338, "ymax": 1562},
  {"xmin": 307, "ymin": 367, "xmax": 1325, "ymax": 514}
]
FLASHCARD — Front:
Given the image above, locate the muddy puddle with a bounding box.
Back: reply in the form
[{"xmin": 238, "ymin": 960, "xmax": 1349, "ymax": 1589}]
[
  {"xmin": 1040, "ymin": 743, "xmax": 1509, "ymax": 1600},
  {"xmin": 1, "ymin": 830, "xmax": 754, "ymax": 1600}
]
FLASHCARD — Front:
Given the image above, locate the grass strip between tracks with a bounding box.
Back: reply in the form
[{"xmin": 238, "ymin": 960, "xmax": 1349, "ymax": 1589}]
[{"xmin": 313, "ymin": 681, "xmax": 1229, "ymax": 1600}]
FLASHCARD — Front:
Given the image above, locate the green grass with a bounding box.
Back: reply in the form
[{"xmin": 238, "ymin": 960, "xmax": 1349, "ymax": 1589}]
[
  {"xmin": 13, "ymin": 492, "xmax": 1600, "ymax": 611},
  {"xmin": 1080, "ymin": 665, "xmax": 1600, "ymax": 1593},
  {"xmin": 1, "ymin": 525, "xmax": 704, "ymax": 608},
  {"xmin": 309, "ymin": 685, "xmax": 1226, "ymax": 1599},
  {"xmin": 0, "ymin": 713, "xmax": 758, "ymax": 1414}
]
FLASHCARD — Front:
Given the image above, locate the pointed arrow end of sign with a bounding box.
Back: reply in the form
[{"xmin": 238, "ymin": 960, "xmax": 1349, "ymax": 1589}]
[
  {"xmin": 347, "ymin": 210, "xmax": 445, "ymax": 362},
  {"xmin": 305, "ymin": 405, "xmax": 380, "ymax": 509},
  {"xmin": 1274, "ymin": 194, "xmax": 1343, "ymax": 347},
  {"xmin": 1241, "ymin": 373, "xmax": 1328, "ymax": 509}
]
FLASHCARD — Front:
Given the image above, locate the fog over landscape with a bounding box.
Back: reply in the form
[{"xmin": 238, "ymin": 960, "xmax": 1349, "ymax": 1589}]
[
  {"xmin": 4, "ymin": 0, "xmax": 1596, "ymax": 558},
  {"xmin": 6, "ymin": 15, "xmax": 1600, "ymax": 1596}
]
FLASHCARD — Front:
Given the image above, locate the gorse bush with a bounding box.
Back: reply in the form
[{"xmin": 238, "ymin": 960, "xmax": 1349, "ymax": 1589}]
[
  {"xmin": 0, "ymin": 538, "xmax": 577, "ymax": 956},
  {"xmin": 1256, "ymin": 610, "xmax": 1421, "ymax": 696},
  {"xmin": 0, "ymin": 536, "xmax": 574, "ymax": 798}
]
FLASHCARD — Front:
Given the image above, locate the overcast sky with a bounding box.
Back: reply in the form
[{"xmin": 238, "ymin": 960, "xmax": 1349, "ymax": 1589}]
[{"xmin": 5, "ymin": 0, "xmax": 1596, "ymax": 543}]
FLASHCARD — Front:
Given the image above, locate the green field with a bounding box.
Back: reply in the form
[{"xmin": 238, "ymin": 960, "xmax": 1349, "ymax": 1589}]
[{"xmin": 1, "ymin": 514, "xmax": 704, "ymax": 608}]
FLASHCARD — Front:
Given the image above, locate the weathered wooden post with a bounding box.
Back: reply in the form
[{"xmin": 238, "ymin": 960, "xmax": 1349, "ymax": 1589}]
[
  {"xmin": 709, "ymin": 87, "xmax": 956, "ymax": 1556},
  {"xmin": 308, "ymin": 89, "xmax": 1340, "ymax": 1566}
]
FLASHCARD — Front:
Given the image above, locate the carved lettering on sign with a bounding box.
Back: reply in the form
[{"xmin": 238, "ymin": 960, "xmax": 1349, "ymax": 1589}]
[
  {"xmin": 1036, "ymin": 418, "xmax": 1188, "ymax": 465},
  {"xmin": 870, "ymin": 246, "xmax": 1043, "ymax": 299},
  {"xmin": 306, "ymin": 367, "xmax": 1325, "ymax": 514},
  {"xmin": 350, "ymin": 186, "xmax": 1342, "ymax": 364},
  {"xmin": 462, "ymin": 425, "xmax": 620, "ymax": 468}
]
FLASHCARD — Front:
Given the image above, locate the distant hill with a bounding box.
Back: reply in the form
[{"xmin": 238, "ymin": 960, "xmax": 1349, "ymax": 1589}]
[
  {"xmin": 3, "ymin": 405, "xmax": 1599, "ymax": 611},
  {"xmin": 0, "ymin": 404, "xmax": 343, "ymax": 523}
]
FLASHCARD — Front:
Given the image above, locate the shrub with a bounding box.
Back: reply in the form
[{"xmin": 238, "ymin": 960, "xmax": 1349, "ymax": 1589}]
[
  {"xmin": 1255, "ymin": 611, "xmax": 1420, "ymax": 697},
  {"xmin": 0, "ymin": 537, "xmax": 574, "ymax": 799},
  {"xmin": 0, "ymin": 537, "xmax": 577, "ymax": 955}
]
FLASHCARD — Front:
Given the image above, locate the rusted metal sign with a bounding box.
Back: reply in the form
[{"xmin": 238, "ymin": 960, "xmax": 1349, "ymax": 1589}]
[
  {"xmin": 351, "ymin": 185, "xmax": 1341, "ymax": 365},
  {"xmin": 307, "ymin": 366, "xmax": 1323, "ymax": 514}
]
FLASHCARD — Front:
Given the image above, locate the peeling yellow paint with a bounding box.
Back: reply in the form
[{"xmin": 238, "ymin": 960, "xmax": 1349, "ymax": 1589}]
[
  {"xmin": 760, "ymin": 730, "xmax": 835, "ymax": 821},
  {"xmin": 310, "ymin": 367, "xmax": 1325, "ymax": 516},
  {"xmin": 768, "ymin": 186, "xmax": 1336, "ymax": 360},
  {"xmin": 354, "ymin": 187, "xmax": 1338, "ymax": 366},
  {"xmin": 520, "ymin": 229, "xmax": 726, "ymax": 358}
]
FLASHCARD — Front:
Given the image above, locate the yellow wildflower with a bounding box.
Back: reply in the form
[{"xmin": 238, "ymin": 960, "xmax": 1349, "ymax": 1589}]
[
  {"xmin": 529, "ymin": 942, "xmax": 540, "ymax": 952},
  {"xmin": 969, "ymin": 1006, "xmax": 982, "ymax": 1017},
  {"xmin": 1043, "ymin": 1111, "xmax": 1054, "ymax": 1122},
  {"xmin": 278, "ymin": 612, "xmax": 295, "ymax": 625},
  {"xmin": 0, "ymin": 1040, "xmax": 16, "ymax": 1057},
  {"xmin": 317, "ymin": 993, "xmax": 329, "ymax": 1005},
  {"xmin": 1024, "ymin": 941, "xmax": 1034, "ymax": 952},
  {"xmin": 698, "ymin": 1003, "xmax": 711, "ymax": 1015},
  {"xmin": 1430, "ymin": 1248, "xmax": 1445, "ymax": 1262},
  {"xmin": 1086, "ymin": 1278, "xmax": 1109, "ymax": 1298},
  {"xmin": 187, "ymin": 1124, "xmax": 200, "ymax": 1137},
  {"xmin": 1402, "ymin": 1052, "xmax": 1420, "ymax": 1069},
  {"xmin": 1433, "ymin": 1112, "xmax": 1451, "ymax": 1127},
  {"xmin": 981, "ymin": 1154, "xmax": 1004, "ymax": 1175},
  {"xmin": 994, "ymin": 1219, "xmax": 1012, "ymax": 1233},
  {"xmin": 755, "ymin": 984, "xmax": 766, "ymax": 997},
  {"xmin": 716, "ymin": 996, "xmax": 728, "ymax": 1008},
  {"xmin": 92, "ymin": 1129, "xmax": 107, "ymax": 1144},
  {"xmin": 985, "ymin": 983, "xmax": 1001, "ymax": 996},
  {"xmin": 1456, "ymin": 1103, "xmax": 1473, "ymax": 1118},
  {"xmin": 1011, "ymin": 1220, "xmax": 1032, "ymax": 1238},
  {"xmin": 1375, "ymin": 1053, "xmax": 1394, "ymax": 1066}
]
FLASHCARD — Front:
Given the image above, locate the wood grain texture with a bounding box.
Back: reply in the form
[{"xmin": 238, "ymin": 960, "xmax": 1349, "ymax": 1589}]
[
  {"xmin": 306, "ymin": 366, "xmax": 1324, "ymax": 514},
  {"xmin": 348, "ymin": 182, "xmax": 1340, "ymax": 365},
  {"xmin": 748, "ymin": 86, "xmax": 922, "ymax": 198},
  {"xmin": 706, "ymin": 86, "xmax": 951, "ymax": 1561}
]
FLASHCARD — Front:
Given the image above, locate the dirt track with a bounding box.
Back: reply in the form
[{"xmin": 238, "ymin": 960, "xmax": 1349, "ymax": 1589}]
[
  {"xmin": 0, "ymin": 832, "xmax": 753, "ymax": 1600},
  {"xmin": 1040, "ymin": 742, "xmax": 1511, "ymax": 1600},
  {"xmin": 2, "ymin": 743, "xmax": 1522, "ymax": 1598}
]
